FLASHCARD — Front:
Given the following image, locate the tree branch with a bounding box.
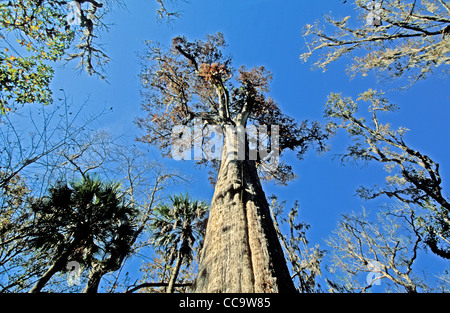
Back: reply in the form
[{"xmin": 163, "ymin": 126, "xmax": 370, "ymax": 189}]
[
  {"xmin": 125, "ymin": 281, "xmax": 192, "ymax": 293},
  {"xmin": 174, "ymin": 45, "xmax": 198, "ymax": 71}
]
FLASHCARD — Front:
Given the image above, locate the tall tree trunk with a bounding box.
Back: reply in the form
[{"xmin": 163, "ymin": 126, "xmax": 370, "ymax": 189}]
[
  {"xmin": 83, "ymin": 248, "xmax": 127, "ymax": 293},
  {"xmin": 83, "ymin": 262, "xmax": 104, "ymax": 293},
  {"xmin": 29, "ymin": 246, "xmax": 75, "ymax": 293},
  {"xmin": 192, "ymin": 134, "xmax": 296, "ymax": 293},
  {"xmin": 167, "ymin": 251, "xmax": 184, "ymax": 293}
]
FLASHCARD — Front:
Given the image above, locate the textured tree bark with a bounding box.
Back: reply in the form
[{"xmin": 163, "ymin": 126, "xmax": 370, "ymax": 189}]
[
  {"xmin": 167, "ymin": 251, "xmax": 184, "ymax": 293},
  {"xmin": 192, "ymin": 136, "xmax": 296, "ymax": 293},
  {"xmin": 29, "ymin": 252, "xmax": 69, "ymax": 293},
  {"xmin": 83, "ymin": 262, "xmax": 104, "ymax": 293},
  {"xmin": 29, "ymin": 238, "xmax": 81, "ymax": 293}
]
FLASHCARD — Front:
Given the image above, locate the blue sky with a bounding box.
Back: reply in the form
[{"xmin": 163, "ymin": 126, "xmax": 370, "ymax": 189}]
[{"xmin": 50, "ymin": 0, "xmax": 449, "ymax": 290}]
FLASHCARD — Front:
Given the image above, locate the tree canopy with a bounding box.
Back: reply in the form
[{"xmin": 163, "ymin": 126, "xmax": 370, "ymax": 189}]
[
  {"xmin": 302, "ymin": 0, "xmax": 450, "ymax": 86},
  {"xmin": 28, "ymin": 176, "xmax": 137, "ymax": 292},
  {"xmin": 137, "ymin": 33, "xmax": 330, "ymax": 185},
  {"xmin": 0, "ymin": 0, "xmax": 180, "ymax": 114}
]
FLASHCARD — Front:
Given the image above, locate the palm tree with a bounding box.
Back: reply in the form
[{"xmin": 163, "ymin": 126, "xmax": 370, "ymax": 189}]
[
  {"xmin": 28, "ymin": 176, "xmax": 137, "ymax": 293},
  {"xmin": 150, "ymin": 194, "xmax": 209, "ymax": 293}
]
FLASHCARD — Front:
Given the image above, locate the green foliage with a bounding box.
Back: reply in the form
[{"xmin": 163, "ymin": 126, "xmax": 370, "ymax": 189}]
[
  {"xmin": 0, "ymin": 0, "xmax": 75, "ymax": 113},
  {"xmin": 30, "ymin": 176, "xmax": 137, "ymax": 267},
  {"xmin": 0, "ymin": 0, "xmax": 181, "ymax": 114},
  {"xmin": 149, "ymin": 193, "xmax": 208, "ymax": 293},
  {"xmin": 0, "ymin": 52, "xmax": 54, "ymax": 113},
  {"xmin": 150, "ymin": 193, "xmax": 208, "ymax": 266}
]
